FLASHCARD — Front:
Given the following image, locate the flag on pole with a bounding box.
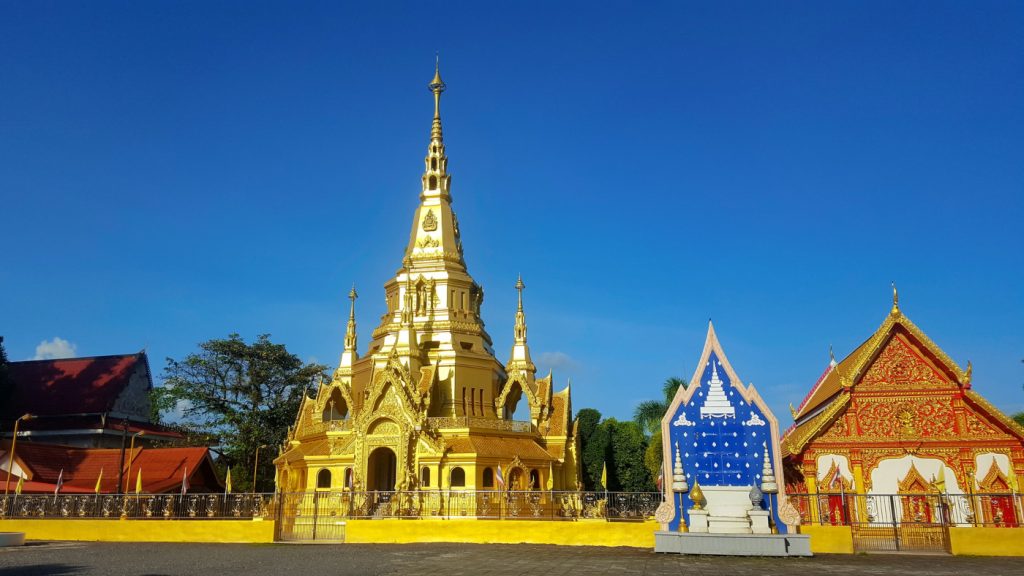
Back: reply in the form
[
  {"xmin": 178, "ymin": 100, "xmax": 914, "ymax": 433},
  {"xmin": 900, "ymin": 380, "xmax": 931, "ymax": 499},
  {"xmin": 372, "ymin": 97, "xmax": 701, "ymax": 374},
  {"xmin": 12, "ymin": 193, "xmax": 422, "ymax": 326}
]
[
  {"xmin": 601, "ymin": 462, "xmax": 608, "ymax": 490},
  {"xmin": 495, "ymin": 464, "xmax": 506, "ymax": 489},
  {"xmin": 94, "ymin": 468, "xmax": 104, "ymax": 494},
  {"xmin": 15, "ymin": 476, "xmax": 23, "ymax": 495},
  {"xmin": 135, "ymin": 469, "xmax": 143, "ymax": 495},
  {"xmin": 54, "ymin": 468, "xmax": 64, "ymax": 495},
  {"xmin": 225, "ymin": 467, "xmax": 232, "ymax": 495},
  {"xmin": 181, "ymin": 467, "xmax": 189, "ymax": 495},
  {"xmin": 656, "ymin": 465, "xmax": 664, "ymax": 492}
]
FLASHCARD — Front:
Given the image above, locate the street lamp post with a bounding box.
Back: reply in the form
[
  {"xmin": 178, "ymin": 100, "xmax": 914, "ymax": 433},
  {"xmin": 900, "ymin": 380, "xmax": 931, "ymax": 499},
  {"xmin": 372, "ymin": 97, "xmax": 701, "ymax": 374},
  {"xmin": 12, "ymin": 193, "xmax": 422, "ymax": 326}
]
[
  {"xmin": 124, "ymin": 431, "xmax": 146, "ymax": 493},
  {"xmin": 252, "ymin": 444, "xmax": 269, "ymax": 494},
  {"xmin": 120, "ymin": 431, "xmax": 145, "ymax": 519},
  {"xmin": 4, "ymin": 414, "xmax": 35, "ymax": 497}
]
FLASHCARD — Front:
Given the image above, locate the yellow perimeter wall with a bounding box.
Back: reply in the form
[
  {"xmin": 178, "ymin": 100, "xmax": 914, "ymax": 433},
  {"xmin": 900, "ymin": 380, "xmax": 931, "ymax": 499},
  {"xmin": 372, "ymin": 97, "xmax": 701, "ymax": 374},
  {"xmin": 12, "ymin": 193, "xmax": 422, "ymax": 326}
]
[
  {"xmin": 343, "ymin": 519, "xmax": 657, "ymax": 548},
  {"xmin": 800, "ymin": 525, "xmax": 1024, "ymax": 556},
  {"xmin": 0, "ymin": 519, "xmax": 274, "ymax": 544},
  {"xmin": 799, "ymin": 525, "xmax": 854, "ymax": 554},
  {"xmin": 948, "ymin": 527, "xmax": 1024, "ymax": 557}
]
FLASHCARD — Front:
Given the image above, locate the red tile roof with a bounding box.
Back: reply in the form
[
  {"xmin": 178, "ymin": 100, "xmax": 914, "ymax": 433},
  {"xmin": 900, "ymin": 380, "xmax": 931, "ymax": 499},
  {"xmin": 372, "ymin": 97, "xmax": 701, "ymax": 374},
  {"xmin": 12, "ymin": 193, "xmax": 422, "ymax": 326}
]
[
  {"xmin": 4, "ymin": 353, "xmax": 150, "ymax": 418},
  {"xmin": 4, "ymin": 441, "xmax": 220, "ymax": 494}
]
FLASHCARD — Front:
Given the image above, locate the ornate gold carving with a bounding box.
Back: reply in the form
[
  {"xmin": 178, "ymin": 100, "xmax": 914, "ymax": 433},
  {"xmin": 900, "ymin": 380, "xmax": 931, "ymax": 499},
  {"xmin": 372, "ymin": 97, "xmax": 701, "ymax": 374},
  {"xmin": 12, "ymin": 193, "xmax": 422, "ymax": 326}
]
[
  {"xmin": 855, "ymin": 397, "xmax": 955, "ymax": 440},
  {"xmin": 417, "ymin": 236, "xmax": 440, "ymax": 249},
  {"xmin": 422, "ymin": 209, "xmax": 437, "ymax": 231},
  {"xmin": 859, "ymin": 336, "xmax": 954, "ymax": 391}
]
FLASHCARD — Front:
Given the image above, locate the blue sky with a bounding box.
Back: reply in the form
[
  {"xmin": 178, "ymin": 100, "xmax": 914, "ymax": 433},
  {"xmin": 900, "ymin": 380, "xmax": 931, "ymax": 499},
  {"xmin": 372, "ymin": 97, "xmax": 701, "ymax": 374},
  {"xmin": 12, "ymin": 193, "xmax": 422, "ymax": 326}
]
[{"xmin": 2, "ymin": 1, "xmax": 1022, "ymax": 423}]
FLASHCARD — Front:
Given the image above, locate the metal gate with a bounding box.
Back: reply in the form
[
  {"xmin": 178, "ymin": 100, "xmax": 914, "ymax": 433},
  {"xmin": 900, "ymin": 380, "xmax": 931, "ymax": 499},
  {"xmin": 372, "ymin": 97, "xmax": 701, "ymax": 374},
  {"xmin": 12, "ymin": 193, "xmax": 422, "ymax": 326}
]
[
  {"xmin": 276, "ymin": 492, "xmax": 346, "ymax": 542},
  {"xmin": 850, "ymin": 494, "xmax": 950, "ymax": 553},
  {"xmin": 806, "ymin": 493, "xmax": 951, "ymax": 554}
]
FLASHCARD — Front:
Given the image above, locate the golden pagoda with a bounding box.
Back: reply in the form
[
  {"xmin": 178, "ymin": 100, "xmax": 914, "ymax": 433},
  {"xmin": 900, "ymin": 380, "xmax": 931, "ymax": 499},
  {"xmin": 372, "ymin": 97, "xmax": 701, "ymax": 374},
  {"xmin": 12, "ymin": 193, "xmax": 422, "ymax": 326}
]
[{"xmin": 274, "ymin": 63, "xmax": 578, "ymax": 495}]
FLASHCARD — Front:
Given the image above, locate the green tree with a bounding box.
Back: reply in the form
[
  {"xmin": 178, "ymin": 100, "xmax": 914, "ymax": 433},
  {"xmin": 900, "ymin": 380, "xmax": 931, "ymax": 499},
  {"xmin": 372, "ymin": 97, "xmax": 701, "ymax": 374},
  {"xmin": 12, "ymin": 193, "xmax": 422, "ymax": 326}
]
[
  {"xmin": 610, "ymin": 420, "xmax": 654, "ymax": 491},
  {"xmin": 633, "ymin": 377, "xmax": 686, "ymax": 482},
  {"xmin": 580, "ymin": 415, "xmax": 611, "ymax": 490},
  {"xmin": 1013, "ymin": 412, "xmax": 1024, "ymax": 428},
  {"xmin": 152, "ymin": 334, "xmax": 327, "ymax": 492},
  {"xmin": 633, "ymin": 377, "xmax": 686, "ymax": 437}
]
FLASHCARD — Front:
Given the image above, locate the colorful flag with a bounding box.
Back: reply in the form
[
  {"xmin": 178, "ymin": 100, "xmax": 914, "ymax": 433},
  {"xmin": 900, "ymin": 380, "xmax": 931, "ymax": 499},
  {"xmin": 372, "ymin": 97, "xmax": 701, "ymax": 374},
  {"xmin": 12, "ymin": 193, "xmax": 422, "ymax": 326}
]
[
  {"xmin": 656, "ymin": 465, "xmax": 664, "ymax": 492},
  {"xmin": 15, "ymin": 476, "xmax": 23, "ymax": 495},
  {"xmin": 601, "ymin": 462, "xmax": 608, "ymax": 490},
  {"xmin": 225, "ymin": 467, "xmax": 232, "ymax": 495},
  {"xmin": 495, "ymin": 464, "xmax": 506, "ymax": 489},
  {"xmin": 94, "ymin": 468, "xmax": 104, "ymax": 494},
  {"xmin": 54, "ymin": 468, "xmax": 64, "ymax": 495},
  {"xmin": 181, "ymin": 467, "xmax": 189, "ymax": 495},
  {"xmin": 135, "ymin": 469, "xmax": 143, "ymax": 495}
]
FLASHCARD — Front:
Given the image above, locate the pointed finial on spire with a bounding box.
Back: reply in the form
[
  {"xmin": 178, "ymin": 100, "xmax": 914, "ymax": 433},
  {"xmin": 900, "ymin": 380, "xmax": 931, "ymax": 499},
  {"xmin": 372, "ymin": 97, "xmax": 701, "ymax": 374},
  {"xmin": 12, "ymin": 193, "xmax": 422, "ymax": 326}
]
[
  {"xmin": 344, "ymin": 284, "xmax": 358, "ymax": 353},
  {"xmin": 513, "ymin": 274, "xmax": 528, "ymax": 344},
  {"xmin": 829, "ymin": 344, "xmax": 837, "ymax": 367},
  {"xmin": 891, "ymin": 281, "xmax": 900, "ymax": 315},
  {"xmin": 428, "ymin": 55, "xmax": 446, "ymax": 142},
  {"xmin": 515, "ymin": 273, "xmax": 525, "ymax": 311}
]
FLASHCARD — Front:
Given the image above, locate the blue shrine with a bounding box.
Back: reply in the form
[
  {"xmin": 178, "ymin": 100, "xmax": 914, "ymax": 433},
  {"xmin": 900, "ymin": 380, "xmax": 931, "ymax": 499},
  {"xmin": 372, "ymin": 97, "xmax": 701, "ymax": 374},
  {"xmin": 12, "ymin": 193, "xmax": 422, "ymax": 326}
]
[{"xmin": 659, "ymin": 322, "xmax": 788, "ymax": 535}]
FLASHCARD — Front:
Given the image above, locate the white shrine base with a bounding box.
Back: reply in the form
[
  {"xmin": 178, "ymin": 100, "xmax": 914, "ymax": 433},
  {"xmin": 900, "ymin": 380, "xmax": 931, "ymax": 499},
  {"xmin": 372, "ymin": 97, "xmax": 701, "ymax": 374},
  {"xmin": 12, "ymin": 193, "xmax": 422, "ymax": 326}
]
[{"xmin": 654, "ymin": 531, "xmax": 811, "ymax": 557}]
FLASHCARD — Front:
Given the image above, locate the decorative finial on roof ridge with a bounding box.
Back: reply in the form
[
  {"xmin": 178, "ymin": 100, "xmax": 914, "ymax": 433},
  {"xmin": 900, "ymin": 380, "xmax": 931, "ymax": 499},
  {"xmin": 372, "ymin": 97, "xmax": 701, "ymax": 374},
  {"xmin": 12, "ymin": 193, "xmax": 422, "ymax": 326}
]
[
  {"xmin": 829, "ymin": 344, "xmax": 837, "ymax": 367},
  {"xmin": 891, "ymin": 282, "xmax": 900, "ymax": 315}
]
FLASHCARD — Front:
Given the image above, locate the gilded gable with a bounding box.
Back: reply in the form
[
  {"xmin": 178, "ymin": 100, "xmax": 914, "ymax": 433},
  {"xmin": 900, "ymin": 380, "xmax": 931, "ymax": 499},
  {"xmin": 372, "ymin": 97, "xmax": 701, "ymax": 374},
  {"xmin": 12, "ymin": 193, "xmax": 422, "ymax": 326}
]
[{"xmin": 857, "ymin": 334, "xmax": 956, "ymax": 392}]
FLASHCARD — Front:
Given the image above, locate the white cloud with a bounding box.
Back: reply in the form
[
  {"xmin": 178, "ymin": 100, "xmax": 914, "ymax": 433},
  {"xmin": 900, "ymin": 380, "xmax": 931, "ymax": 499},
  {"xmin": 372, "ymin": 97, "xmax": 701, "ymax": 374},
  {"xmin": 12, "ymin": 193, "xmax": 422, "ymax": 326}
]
[
  {"xmin": 32, "ymin": 337, "xmax": 78, "ymax": 360},
  {"xmin": 537, "ymin": 351, "xmax": 580, "ymax": 371}
]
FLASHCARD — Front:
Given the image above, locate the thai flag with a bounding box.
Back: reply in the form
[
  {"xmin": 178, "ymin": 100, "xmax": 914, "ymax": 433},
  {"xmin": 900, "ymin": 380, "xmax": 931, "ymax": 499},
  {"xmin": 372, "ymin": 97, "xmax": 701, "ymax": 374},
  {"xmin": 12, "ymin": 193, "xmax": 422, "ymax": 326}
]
[
  {"xmin": 656, "ymin": 466, "xmax": 664, "ymax": 492},
  {"xmin": 496, "ymin": 464, "xmax": 505, "ymax": 489},
  {"xmin": 54, "ymin": 468, "xmax": 64, "ymax": 495},
  {"xmin": 181, "ymin": 467, "xmax": 189, "ymax": 495}
]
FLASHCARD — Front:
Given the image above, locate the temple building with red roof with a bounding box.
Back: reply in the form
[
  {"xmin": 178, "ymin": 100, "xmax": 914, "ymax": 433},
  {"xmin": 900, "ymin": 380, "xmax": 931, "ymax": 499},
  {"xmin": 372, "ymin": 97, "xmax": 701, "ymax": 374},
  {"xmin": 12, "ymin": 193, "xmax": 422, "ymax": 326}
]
[
  {"xmin": 1, "ymin": 352, "xmax": 183, "ymax": 448},
  {"xmin": 1, "ymin": 441, "xmax": 221, "ymax": 494},
  {"xmin": 781, "ymin": 290, "xmax": 1024, "ymax": 527}
]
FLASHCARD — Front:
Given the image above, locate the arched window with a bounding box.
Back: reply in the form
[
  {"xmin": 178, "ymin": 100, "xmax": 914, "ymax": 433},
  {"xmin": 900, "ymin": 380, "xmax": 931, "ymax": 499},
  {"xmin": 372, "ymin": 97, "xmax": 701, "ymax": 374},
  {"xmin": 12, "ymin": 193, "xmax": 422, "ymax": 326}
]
[
  {"xmin": 529, "ymin": 469, "xmax": 540, "ymax": 490},
  {"xmin": 317, "ymin": 469, "xmax": 332, "ymax": 489},
  {"xmin": 450, "ymin": 467, "xmax": 466, "ymax": 488},
  {"xmin": 322, "ymin": 388, "xmax": 348, "ymax": 422},
  {"xmin": 421, "ymin": 467, "xmax": 431, "ymax": 487},
  {"xmin": 482, "ymin": 467, "xmax": 494, "ymax": 488},
  {"xmin": 429, "ymin": 175, "xmax": 437, "ymax": 189},
  {"xmin": 344, "ymin": 468, "xmax": 353, "ymax": 490}
]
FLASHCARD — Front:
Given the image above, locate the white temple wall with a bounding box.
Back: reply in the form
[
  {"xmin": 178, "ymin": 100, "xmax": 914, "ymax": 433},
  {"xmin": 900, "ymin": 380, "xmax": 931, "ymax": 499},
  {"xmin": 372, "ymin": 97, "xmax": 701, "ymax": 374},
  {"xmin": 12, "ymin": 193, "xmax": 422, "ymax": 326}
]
[
  {"xmin": 869, "ymin": 455, "xmax": 963, "ymax": 495},
  {"xmin": 974, "ymin": 452, "xmax": 1011, "ymax": 488}
]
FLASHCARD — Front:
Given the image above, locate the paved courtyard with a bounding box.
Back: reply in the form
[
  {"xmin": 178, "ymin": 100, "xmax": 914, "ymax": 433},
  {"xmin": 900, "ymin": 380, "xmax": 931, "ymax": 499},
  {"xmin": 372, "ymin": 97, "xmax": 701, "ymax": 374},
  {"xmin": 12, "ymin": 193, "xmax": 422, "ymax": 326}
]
[{"xmin": 1, "ymin": 542, "xmax": 1021, "ymax": 576}]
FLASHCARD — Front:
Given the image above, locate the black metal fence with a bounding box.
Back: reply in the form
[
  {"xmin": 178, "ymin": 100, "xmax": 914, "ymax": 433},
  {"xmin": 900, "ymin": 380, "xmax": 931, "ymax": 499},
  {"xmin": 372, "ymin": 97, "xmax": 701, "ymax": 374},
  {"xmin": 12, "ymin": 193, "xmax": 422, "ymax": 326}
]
[
  {"xmin": 276, "ymin": 490, "xmax": 661, "ymax": 521},
  {"xmin": 0, "ymin": 490, "xmax": 662, "ymax": 522},
  {"xmin": 0, "ymin": 493, "xmax": 275, "ymax": 520}
]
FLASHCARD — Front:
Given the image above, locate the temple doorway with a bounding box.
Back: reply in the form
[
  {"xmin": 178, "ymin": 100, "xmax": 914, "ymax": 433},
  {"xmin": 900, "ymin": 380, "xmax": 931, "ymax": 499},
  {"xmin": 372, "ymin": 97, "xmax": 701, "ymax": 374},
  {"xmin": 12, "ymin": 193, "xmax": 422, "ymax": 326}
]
[{"xmin": 367, "ymin": 447, "xmax": 397, "ymax": 492}]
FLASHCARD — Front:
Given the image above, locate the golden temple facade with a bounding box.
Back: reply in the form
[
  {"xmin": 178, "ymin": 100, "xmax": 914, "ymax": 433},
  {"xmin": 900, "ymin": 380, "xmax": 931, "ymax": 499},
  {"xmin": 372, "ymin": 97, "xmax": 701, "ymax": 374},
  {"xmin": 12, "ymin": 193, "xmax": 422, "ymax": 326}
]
[{"xmin": 274, "ymin": 64, "xmax": 578, "ymax": 494}]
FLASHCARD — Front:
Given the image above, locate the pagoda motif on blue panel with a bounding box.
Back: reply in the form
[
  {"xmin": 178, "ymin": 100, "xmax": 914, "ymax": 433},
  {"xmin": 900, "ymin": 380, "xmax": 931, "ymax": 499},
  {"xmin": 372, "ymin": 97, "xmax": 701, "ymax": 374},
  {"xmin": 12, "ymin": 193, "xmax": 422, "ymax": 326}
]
[{"xmin": 658, "ymin": 322, "xmax": 789, "ymax": 535}]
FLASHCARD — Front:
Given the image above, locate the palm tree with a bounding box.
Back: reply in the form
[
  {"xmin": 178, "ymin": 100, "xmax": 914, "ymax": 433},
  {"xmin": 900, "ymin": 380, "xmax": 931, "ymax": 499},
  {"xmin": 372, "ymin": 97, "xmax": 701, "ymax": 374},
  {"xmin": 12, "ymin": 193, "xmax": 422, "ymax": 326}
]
[{"xmin": 633, "ymin": 377, "xmax": 687, "ymax": 438}]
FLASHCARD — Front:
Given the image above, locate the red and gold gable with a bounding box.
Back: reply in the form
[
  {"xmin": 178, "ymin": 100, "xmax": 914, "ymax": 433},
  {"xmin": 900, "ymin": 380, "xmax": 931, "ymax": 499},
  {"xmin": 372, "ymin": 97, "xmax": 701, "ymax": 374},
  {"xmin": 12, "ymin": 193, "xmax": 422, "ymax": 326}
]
[
  {"xmin": 856, "ymin": 333, "xmax": 956, "ymax": 392},
  {"xmin": 804, "ymin": 332, "xmax": 1020, "ymax": 449}
]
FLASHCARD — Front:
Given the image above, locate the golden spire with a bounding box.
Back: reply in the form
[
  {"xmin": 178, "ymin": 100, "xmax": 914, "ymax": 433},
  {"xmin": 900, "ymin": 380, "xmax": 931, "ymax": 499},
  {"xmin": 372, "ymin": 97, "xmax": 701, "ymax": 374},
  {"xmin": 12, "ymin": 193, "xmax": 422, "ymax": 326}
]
[
  {"xmin": 344, "ymin": 285, "xmax": 358, "ymax": 352},
  {"xmin": 421, "ymin": 57, "xmax": 451, "ymax": 196},
  {"xmin": 514, "ymin": 274, "xmax": 527, "ymax": 344},
  {"xmin": 891, "ymin": 281, "xmax": 900, "ymax": 315},
  {"xmin": 428, "ymin": 55, "xmax": 446, "ymax": 143}
]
